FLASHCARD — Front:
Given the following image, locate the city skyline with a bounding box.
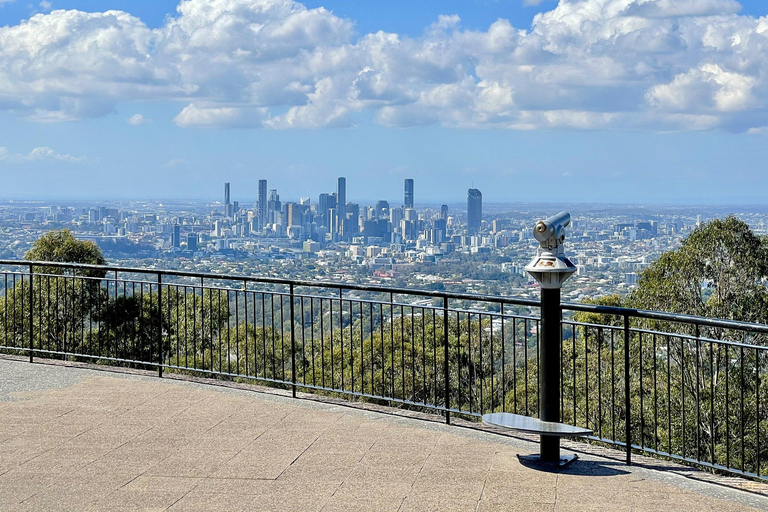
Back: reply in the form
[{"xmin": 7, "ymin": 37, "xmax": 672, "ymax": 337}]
[{"xmin": 1, "ymin": 0, "xmax": 768, "ymax": 204}]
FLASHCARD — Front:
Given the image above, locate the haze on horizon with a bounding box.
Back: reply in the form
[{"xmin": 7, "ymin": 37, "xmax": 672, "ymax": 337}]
[{"xmin": 0, "ymin": 0, "xmax": 767, "ymax": 205}]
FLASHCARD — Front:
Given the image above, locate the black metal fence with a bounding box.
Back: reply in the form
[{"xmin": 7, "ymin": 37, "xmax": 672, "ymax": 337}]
[{"xmin": 1, "ymin": 260, "xmax": 767, "ymax": 481}]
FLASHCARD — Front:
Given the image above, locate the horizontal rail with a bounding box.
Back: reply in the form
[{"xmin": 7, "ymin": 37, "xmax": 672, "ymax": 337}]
[{"xmin": 4, "ymin": 259, "xmax": 768, "ymax": 333}]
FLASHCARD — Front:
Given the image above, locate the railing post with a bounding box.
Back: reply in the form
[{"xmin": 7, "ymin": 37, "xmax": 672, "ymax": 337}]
[
  {"xmin": 443, "ymin": 297, "xmax": 450, "ymax": 425},
  {"xmin": 157, "ymin": 273, "xmax": 163, "ymax": 378},
  {"xmin": 290, "ymin": 283, "xmax": 296, "ymax": 398},
  {"xmin": 624, "ymin": 313, "xmax": 631, "ymax": 465},
  {"xmin": 28, "ymin": 264, "xmax": 34, "ymax": 363}
]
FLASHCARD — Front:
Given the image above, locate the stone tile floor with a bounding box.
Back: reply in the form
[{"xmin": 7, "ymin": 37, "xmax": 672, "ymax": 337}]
[{"xmin": 1, "ymin": 356, "xmax": 768, "ymax": 512}]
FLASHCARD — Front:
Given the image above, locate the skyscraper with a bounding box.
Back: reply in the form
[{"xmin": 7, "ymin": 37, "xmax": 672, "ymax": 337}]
[
  {"xmin": 186, "ymin": 233, "xmax": 198, "ymax": 252},
  {"xmin": 171, "ymin": 224, "xmax": 181, "ymax": 248},
  {"xmin": 318, "ymin": 193, "xmax": 334, "ymax": 228},
  {"xmin": 224, "ymin": 182, "xmax": 232, "ymax": 217},
  {"xmin": 337, "ymin": 177, "xmax": 346, "ymax": 232},
  {"xmin": 467, "ymin": 188, "xmax": 482, "ymax": 234},
  {"xmin": 258, "ymin": 179, "xmax": 267, "ymax": 228},
  {"xmin": 267, "ymin": 189, "xmax": 280, "ymax": 226},
  {"xmin": 404, "ymin": 179, "xmax": 414, "ymax": 209}
]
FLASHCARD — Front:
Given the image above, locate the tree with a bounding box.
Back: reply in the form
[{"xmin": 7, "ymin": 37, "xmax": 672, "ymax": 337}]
[
  {"xmin": 567, "ymin": 217, "xmax": 768, "ymax": 474},
  {"xmin": 25, "ymin": 229, "xmax": 106, "ymax": 278},
  {"xmin": 1, "ymin": 230, "xmax": 107, "ymax": 356},
  {"xmin": 629, "ymin": 216, "xmax": 768, "ymax": 323}
]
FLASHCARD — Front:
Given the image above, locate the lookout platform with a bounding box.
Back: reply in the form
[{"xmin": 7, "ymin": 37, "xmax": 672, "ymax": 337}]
[{"xmin": 1, "ymin": 356, "xmax": 767, "ymax": 512}]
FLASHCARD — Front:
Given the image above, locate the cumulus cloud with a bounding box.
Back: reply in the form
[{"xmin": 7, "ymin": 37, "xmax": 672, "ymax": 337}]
[
  {"xmin": 126, "ymin": 113, "xmax": 147, "ymax": 125},
  {"xmin": 0, "ymin": 146, "xmax": 86, "ymax": 163},
  {"xmin": 0, "ymin": 0, "xmax": 766, "ymax": 132}
]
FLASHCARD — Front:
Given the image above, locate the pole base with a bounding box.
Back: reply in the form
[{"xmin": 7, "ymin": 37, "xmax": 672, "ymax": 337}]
[{"xmin": 517, "ymin": 453, "xmax": 579, "ymax": 469}]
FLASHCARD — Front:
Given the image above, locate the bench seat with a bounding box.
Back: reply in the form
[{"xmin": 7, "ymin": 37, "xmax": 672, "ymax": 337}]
[{"xmin": 482, "ymin": 412, "xmax": 593, "ymax": 437}]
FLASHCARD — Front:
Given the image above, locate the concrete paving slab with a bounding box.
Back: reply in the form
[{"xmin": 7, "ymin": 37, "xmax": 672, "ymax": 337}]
[{"xmin": 2, "ymin": 356, "xmax": 768, "ymax": 512}]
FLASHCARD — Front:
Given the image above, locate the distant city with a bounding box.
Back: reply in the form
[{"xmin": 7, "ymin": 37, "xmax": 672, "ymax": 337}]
[
  {"xmin": 212, "ymin": 177, "xmax": 479, "ymax": 249},
  {"xmin": 3, "ymin": 179, "xmax": 768, "ymax": 303}
]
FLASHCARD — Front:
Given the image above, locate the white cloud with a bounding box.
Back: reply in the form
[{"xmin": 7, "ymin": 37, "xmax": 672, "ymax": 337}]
[
  {"xmin": 0, "ymin": 0, "xmax": 766, "ymax": 132},
  {"xmin": 173, "ymin": 102, "xmax": 269, "ymax": 127},
  {"xmin": 39, "ymin": 1, "xmax": 52, "ymax": 12},
  {"xmin": 0, "ymin": 146, "xmax": 86, "ymax": 163},
  {"xmin": 163, "ymin": 158, "xmax": 187, "ymax": 168},
  {"xmin": 126, "ymin": 113, "xmax": 148, "ymax": 125}
]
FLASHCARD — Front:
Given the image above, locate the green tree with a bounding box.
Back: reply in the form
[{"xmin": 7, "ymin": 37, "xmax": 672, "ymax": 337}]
[
  {"xmin": 630, "ymin": 216, "xmax": 768, "ymax": 322},
  {"xmin": 0, "ymin": 230, "xmax": 107, "ymax": 355},
  {"xmin": 25, "ymin": 229, "xmax": 106, "ymax": 275},
  {"xmin": 568, "ymin": 217, "xmax": 768, "ymax": 475}
]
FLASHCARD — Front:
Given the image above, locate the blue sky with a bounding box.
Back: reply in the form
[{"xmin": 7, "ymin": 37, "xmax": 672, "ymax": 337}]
[{"xmin": 1, "ymin": 0, "xmax": 768, "ymax": 205}]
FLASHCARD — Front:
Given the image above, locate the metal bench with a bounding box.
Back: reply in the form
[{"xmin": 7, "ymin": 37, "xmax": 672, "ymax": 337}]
[{"xmin": 483, "ymin": 412, "xmax": 592, "ymax": 466}]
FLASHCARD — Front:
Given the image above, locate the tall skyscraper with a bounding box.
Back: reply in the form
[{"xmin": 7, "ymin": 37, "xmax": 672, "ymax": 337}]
[
  {"xmin": 267, "ymin": 189, "xmax": 280, "ymax": 225},
  {"xmin": 171, "ymin": 224, "xmax": 181, "ymax": 248},
  {"xmin": 404, "ymin": 179, "xmax": 414, "ymax": 209},
  {"xmin": 258, "ymin": 179, "xmax": 267, "ymax": 228},
  {"xmin": 224, "ymin": 182, "xmax": 231, "ymax": 206},
  {"xmin": 318, "ymin": 193, "xmax": 333, "ymax": 228},
  {"xmin": 186, "ymin": 233, "xmax": 198, "ymax": 252},
  {"xmin": 337, "ymin": 177, "xmax": 346, "ymax": 232},
  {"xmin": 467, "ymin": 188, "xmax": 482, "ymax": 234}
]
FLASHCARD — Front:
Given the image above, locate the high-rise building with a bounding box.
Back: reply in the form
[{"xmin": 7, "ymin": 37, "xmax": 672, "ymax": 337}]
[
  {"xmin": 267, "ymin": 189, "xmax": 281, "ymax": 226},
  {"xmin": 337, "ymin": 177, "xmax": 346, "ymax": 231},
  {"xmin": 374, "ymin": 200, "xmax": 389, "ymax": 218},
  {"xmin": 171, "ymin": 224, "xmax": 181, "ymax": 248},
  {"xmin": 440, "ymin": 204, "xmax": 449, "ymax": 220},
  {"xmin": 467, "ymin": 188, "xmax": 482, "ymax": 234},
  {"xmin": 287, "ymin": 203, "xmax": 302, "ymax": 227},
  {"xmin": 404, "ymin": 179, "xmax": 414, "ymax": 209},
  {"xmin": 186, "ymin": 233, "xmax": 198, "ymax": 252},
  {"xmin": 224, "ymin": 182, "xmax": 231, "ymax": 206},
  {"xmin": 258, "ymin": 179, "xmax": 267, "ymax": 228},
  {"xmin": 318, "ymin": 193, "xmax": 335, "ymax": 228}
]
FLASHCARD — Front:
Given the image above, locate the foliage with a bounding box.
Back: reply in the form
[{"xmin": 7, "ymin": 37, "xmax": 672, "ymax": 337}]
[
  {"xmin": 25, "ymin": 229, "xmax": 106, "ymax": 279},
  {"xmin": 629, "ymin": 216, "xmax": 768, "ymax": 322}
]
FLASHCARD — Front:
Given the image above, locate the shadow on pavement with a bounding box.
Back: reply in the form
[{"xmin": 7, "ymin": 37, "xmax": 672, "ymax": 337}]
[{"xmin": 517, "ymin": 456, "xmax": 631, "ymax": 476}]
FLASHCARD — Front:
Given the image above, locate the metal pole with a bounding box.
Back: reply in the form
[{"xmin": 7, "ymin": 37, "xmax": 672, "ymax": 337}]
[
  {"xmin": 28, "ymin": 264, "xmax": 34, "ymax": 363},
  {"xmin": 624, "ymin": 314, "xmax": 632, "ymax": 465},
  {"xmin": 290, "ymin": 283, "xmax": 297, "ymax": 398},
  {"xmin": 157, "ymin": 273, "xmax": 163, "ymax": 378},
  {"xmin": 443, "ymin": 297, "xmax": 450, "ymax": 425},
  {"xmin": 539, "ymin": 287, "xmax": 561, "ymax": 462}
]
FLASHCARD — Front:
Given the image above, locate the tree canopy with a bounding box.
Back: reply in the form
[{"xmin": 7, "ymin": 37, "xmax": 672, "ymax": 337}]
[
  {"xmin": 25, "ymin": 229, "xmax": 105, "ymax": 277},
  {"xmin": 629, "ymin": 216, "xmax": 768, "ymax": 322}
]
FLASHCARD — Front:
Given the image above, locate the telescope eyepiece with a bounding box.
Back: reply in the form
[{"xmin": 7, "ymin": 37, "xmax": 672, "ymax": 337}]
[{"xmin": 533, "ymin": 211, "xmax": 570, "ymax": 248}]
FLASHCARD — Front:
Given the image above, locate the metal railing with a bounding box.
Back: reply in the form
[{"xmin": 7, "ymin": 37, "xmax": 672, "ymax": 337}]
[{"xmin": 0, "ymin": 259, "xmax": 766, "ymax": 481}]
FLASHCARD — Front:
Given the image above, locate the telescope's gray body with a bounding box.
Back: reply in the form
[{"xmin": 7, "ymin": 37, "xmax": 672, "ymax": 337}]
[{"xmin": 525, "ymin": 211, "xmax": 576, "ymax": 289}]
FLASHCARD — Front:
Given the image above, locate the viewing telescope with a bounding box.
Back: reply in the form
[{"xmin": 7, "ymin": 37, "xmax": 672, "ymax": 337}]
[
  {"xmin": 525, "ymin": 211, "xmax": 576, "ymax": 289},
  {"xmin": 533, "ymin": 211, "xmax": 570, "ymax": 251}
]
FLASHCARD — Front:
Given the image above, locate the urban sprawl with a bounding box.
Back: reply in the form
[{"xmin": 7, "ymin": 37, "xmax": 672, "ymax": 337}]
[{"xmin": 4, "ymin": 178, "xmax": 767, "ymax": 303}]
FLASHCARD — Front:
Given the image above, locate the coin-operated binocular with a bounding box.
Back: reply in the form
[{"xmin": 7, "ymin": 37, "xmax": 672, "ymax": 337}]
[{"xmin": 525, "ymin": 211, "xmax": 576, "ymax": 289}]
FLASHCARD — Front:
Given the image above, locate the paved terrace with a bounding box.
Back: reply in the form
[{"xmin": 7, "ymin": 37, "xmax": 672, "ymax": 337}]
[{"xmin": 2, "ymin": 357, "xmax": 768, "ymax": 512}]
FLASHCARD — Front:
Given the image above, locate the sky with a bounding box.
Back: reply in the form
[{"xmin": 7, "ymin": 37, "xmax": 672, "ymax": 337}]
[{"xmin": 1, "ymin": 0, "xmax": 768, "ymax": 205}]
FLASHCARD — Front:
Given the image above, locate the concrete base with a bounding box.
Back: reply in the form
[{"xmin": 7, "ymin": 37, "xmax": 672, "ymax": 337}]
[{"xmin": 517, "ymin": 453, "xmax": 579, "ymax": 469}]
